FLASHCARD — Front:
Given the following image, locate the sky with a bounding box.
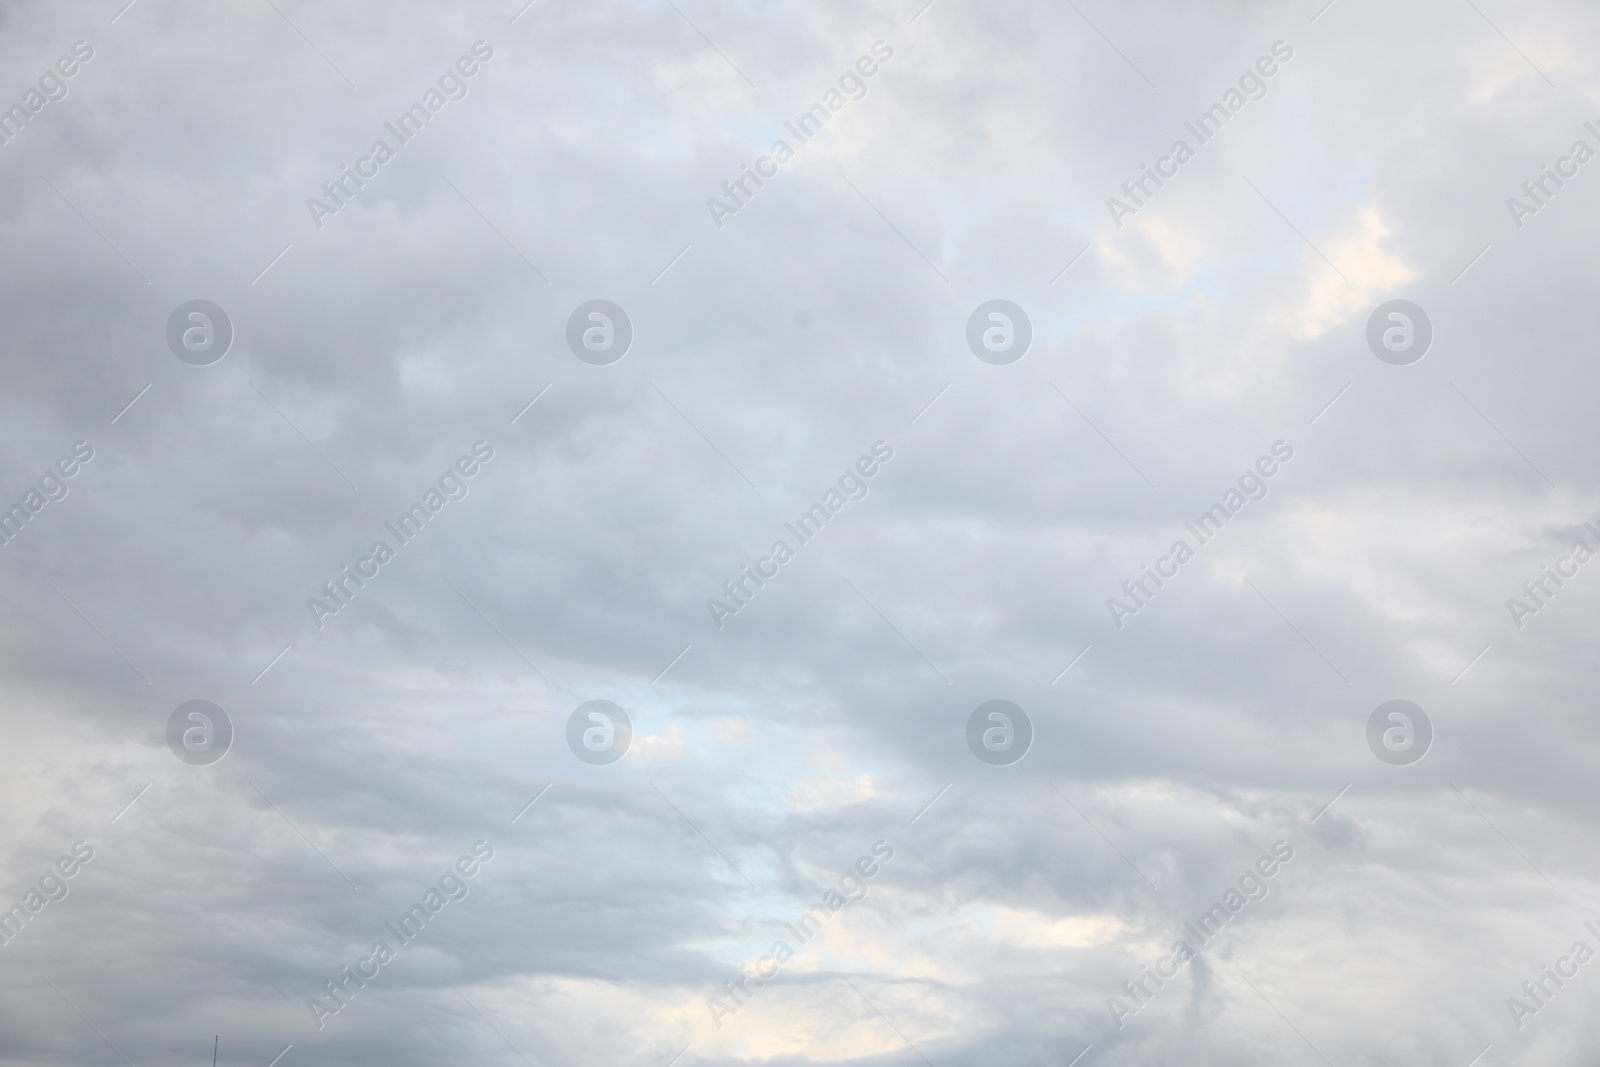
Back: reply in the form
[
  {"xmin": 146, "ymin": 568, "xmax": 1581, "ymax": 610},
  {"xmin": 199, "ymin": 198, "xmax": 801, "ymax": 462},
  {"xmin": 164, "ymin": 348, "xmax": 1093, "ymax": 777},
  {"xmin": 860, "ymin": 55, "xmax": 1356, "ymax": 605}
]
[{"xmin": 2, "ymin": 0, "xmax": 1600, "ymax": 1064}]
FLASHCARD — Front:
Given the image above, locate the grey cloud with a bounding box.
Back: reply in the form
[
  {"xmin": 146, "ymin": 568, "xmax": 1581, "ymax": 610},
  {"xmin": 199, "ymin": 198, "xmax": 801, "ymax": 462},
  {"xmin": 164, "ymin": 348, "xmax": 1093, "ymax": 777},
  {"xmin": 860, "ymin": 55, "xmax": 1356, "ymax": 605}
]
[{"xmin": 5, "ymin": 0, "xmax": 1600, "ymax": 1064}]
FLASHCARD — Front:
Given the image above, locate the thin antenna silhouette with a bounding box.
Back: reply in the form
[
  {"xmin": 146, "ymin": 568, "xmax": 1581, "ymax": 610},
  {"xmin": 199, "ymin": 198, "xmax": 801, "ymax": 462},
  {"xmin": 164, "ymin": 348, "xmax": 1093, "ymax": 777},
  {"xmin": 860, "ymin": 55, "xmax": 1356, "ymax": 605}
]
[{"xmin": 213, "ymin": 1036, "xmax": 218, "ymax": 1067}]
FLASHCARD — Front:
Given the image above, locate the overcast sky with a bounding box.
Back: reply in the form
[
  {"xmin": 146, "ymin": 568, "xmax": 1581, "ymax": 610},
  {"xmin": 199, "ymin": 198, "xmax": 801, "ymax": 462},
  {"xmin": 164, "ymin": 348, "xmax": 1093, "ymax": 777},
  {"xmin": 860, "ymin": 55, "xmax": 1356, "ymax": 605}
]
[{"xmin": 3, "ymin": 0, "xmax": 1600, "ymax": 1064}]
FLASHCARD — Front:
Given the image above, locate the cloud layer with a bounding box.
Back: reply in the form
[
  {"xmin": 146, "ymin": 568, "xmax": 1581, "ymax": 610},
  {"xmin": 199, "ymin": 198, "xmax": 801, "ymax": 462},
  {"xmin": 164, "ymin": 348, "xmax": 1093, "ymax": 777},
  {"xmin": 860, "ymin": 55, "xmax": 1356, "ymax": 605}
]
[{"xmin": 3, "ymin": 0, "xmax": 1599, "ymax": 1064}]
